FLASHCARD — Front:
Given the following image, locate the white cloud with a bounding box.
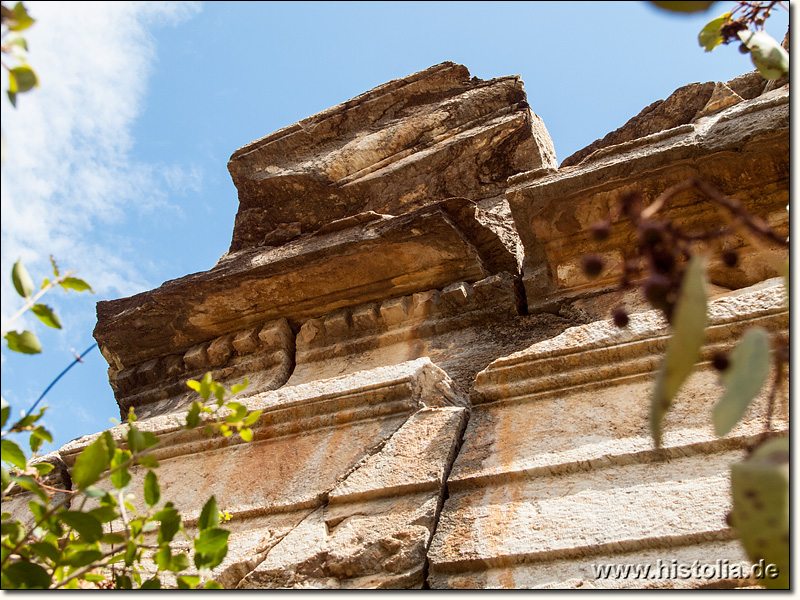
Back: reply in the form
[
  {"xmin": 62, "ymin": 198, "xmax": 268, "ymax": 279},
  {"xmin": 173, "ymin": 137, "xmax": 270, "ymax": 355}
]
[{"xmin": 0, "ymin": 1, "xmax": 202, "ymax": 328}]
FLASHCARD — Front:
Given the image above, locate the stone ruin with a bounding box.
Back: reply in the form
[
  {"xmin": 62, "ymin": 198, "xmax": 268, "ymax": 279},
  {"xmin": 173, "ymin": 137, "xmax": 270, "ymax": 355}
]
[{"xmin": 16, "ymin": 61, "xmax": 789, "ymax": 588}]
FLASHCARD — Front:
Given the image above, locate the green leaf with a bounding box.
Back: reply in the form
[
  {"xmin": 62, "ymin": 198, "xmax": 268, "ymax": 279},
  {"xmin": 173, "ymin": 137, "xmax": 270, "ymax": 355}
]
[
  {"xmin": 1, "ymin": 438, "xmax": 27, "ymax": 469},
  {"xmin": 651, "ymin": 256, "xmax": 708, "ymax": 447},
  {"xmin": 84, "ymin": 574, "xmax": 106, "ymax": 583},
  {"xmin": 169, "ymin": 552, "xmax": 190, "ymax": 572},
  {"xmin": 698, "ymin": 13, "xmax": 730, "ymax": 52},
  {"xmin": 211, "ymin": 381, "xmax": 226, "ymax": 404},
  {"xmin": 730, "ymin": 437, "xmax": 789, "ymax": 589},
  {"xmin": 110, "ymin": 448, "xmax": 132, "ymax": 490},
  {"xmin": 30, "ymin": 540, "xmax": 61, "ymax": 563},
  {"xmin": 32, "ymin": 426, "xmax": 53, "ymax": 444},
  {"xmin": 30, "ymin": 304, "xmax": 61, "ymax": 329},
  {"xmin": 2, "ymin": 560, "xmax": 51, "ymax": 588},
  {"xmin": 61, "ymin": 548, "xmax": 103, "ymax": 568},
  {"xmin": 88, "ymin": 505, "xmax": 119, "ymax": 523},
  {"xmin": 648, "ymin": 0, "xmax": 716, "ymax": 13},
  {"xmin": 1, "ymin": 466, "xmax": 11, "ymax": 492},
  {"xmin": 185, "ymin": 402, "xmax": 201, "ymax": 429},
  {"xmin": 124, "ymin": 540, "xmax": 137, "ymax": 566},
  {"xmin": 59, "ymin": 510, "xmax": 103, "ymax": 542},
  {"xmin": 71, "ymin": 435, "xmax": 109, "ymax": 490},
  {"xmin": 8, "ymin": 89, "xmax": 18, "ymax": 108},
  {"xmin": 197, "ymin": 495, "xmax": 219, "ymax": 531},
  {"xmin": 127, "ymin": 424, "xmax": 144, "ymax": 453},
  {"xmin": 9, "ymin": 65, "xmax": 37, "ymax": 93},
  {"xmin": 177, "ymin": 575, "xmax": 201, "ymax": 589},
  {"xmin": 32, "ymin": 461, "xmax": 53, "ymax": 475},
  {"xmin": 194, "ymin": 527, "xmax": 229, "ymax": 554},
  {"xmin": 100, "ymin": 533, "xmax": 126, "ymax": 544},
  {"xmin": 11, "ymin": 259, "xmax": 34, "ymax": 298},
  {"xmin": 231, "ymin": 378, "xmax": 249, "ymax": 395},
  {"xmin": 137, "ymin": 454, "xmax": 159, "ymax": 469},
  {"xmin": 7, "ymin": 2, "xmax": 35, "ymax": 31},
  {"xmin": 144, "ymin": 470, "xmax": 160, "ymax": 507},
  {"xmin": 10, "ymin": 474, "xmax": 47, "ymax": 501},
  {"xmin": 154, "ymin": 503, "xmax": 180, "ymax": 544},
  {"xmin": 154, "ymin": 544, "xmax": 171, "ymax": 570},
  {"xmin": 239, "ymin": 427, "xmax": 253, "ymax": 442},
  {"xmin": 141, "ymin": 577, "xmax": 161, "ymax": 589},
  {"xmin": 82, "ymin": 485, "xmax": 107, "ymax": 498},
  {"xmin": 225, "ymin": 402, "xmax": 247, "ymax": 423},
  {"xmin": 115, "ymin": 574, "xmax": 132, "ymax": 589},
  {"xmin": 712, "ymin": 327, "xmax": 771, "ymax": 437},
  {"xmin": 59, "ymin": 277, "xmax": 93, "ymax": 293},
  {"xmin": 204, "ymin": 580, "xmax": 225, "ymax": 589},
  {"xmin": 243, "ymin": 409, "xmax": 262, "ymax": 426},
  {"xmin": 738, "ymin": 29, "xmax": 789, "ymax": 79},
  {"xmin": 4, "ymin": 330, "xmax": 42, "ymax": 354},
  {"xmin": 1, "ymin": 398, "xmax": 9, "ymax": 428}
]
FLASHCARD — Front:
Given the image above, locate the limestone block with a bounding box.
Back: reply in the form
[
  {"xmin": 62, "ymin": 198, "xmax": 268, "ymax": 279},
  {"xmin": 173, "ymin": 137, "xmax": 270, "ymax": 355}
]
[
  {"xmin": 428, "ymin": 280, "xmax": 788, "ymax": 588},
  {"xmin": 226, "ymin": 61, "xmax": 556, "ymax": 252},
  {"xmin": 508, "ymin": 87, "xmax": 789, "ymax": 313},
  {"xmin": 55, "ymin": 359, "xmax": 468, "ymax": 589},
  {"xmin": 288, "ymin": 272, "xmax": 523, "ymax": 387}
]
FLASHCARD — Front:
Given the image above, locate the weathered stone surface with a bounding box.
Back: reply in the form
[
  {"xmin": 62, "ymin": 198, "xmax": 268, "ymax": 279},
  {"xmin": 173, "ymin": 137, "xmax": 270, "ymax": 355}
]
[
  {"xmin": 427, "ymin": 280, "xmax": 789, "ymax": 588},
  {"xmin": 55, "ymin": 359, "xmax": 469, "ymax": 588},
  {"xmin": 508, "ymin": 86, "xmax": 789, "ymax": 314},
  {"xmin": 226, "ymin": 61, "xmax": 556, "ymax": 252},
  {"xmin": 94, "ymin": 198, "xmax": 518, "ymax": 417}
]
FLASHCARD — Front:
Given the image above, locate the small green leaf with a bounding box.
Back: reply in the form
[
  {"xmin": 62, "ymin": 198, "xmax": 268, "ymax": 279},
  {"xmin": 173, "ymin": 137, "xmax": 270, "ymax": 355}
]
[
  {"xmin": 712, "ymin": 328, "xmax": 771, "ymax": 437},
  {"xmin": 243, "ymin": 409, "xmax": 262, "ymax": 426},
  {"xmin": 154, "ymin": 503, "xmax": 180, "ymax": 544},
  {"xmin": 70, "ymin": 435, "xmax": 109, "ymax": 490},
  {"xmin": 84, "ymin": 574, "xmax": 106, "ymax": 583},
  {"xmin": 239, "ymin": 427, "xmax": 253, "ymax": 442},
  {"xmin": 177, "ymin": 575, "xmax": 201, "ymax": 589},
  {"xmin": 116, "ymin": 574, "xmax": 132, "ymax": 589},
  {"xmin": 59, "ymin": 510, "xmax": 103, "ymax": 542},
  {"xmin": 225, "ymin": 402, "xmax": 247, "ymax": 423},
  {"xmin": 110, "ymin": 448, "xmax": 132, "ymax": 490},
  {"xmin": 698, "ymin": 13, "xmax": 730, "ymax": 52},
  {"xmin": 2, "ymin": 561, "xmax": 51, "ymax": 589},
  {"xmin": 651, "ymin": 256, "xmax": 708, "ymax": 447},
  {"xmin": 140, "ymin": 577, "xmax": 161, "ymax": 589},
  {"xmin": 59, "ymin": 276, "xmax": 93, "ymax": 293},
  {"xmin": 31, "ymin": 302, "xmax": 62, "ymax": 329},
  {"xmin": 144, "ymin": 469, "xmax": 160, "ymax": 507},
  {"xmin": 30, "ymin": 540, "xmax": 61, "ymax": 563},
  {"xmin": 7, "ymin": 2, "xmax": 36, "ymax": 31},
  {"xmin": 204, "ymin": 580, "xmax": 225, "ymax": 589},
  {"xmin": 738, "ymin": 29, "xmax": 789, "ymax": 79},
  {"xmin": 648, "ymin": 0, "xmax": 716, "ymax": 13},
  {"xmin": 4, "ymin": 330, "xmax": 42, "ymax": 354},
  {"xmin": 211, "ymin": 381, "xmax": 226, "ymax": 404},
  {"xmin": 101, "ymin": 533, "xmax": 126, "ymax": 544},
  {"xmin": 82, "ymin": 485, "xmax": 107, "ymax": 498},
  {"xmin": 137, "ymin": 454, "xmax": 159, "ymax": 468},
  {"xmin": 1, "ymin": 439, "xmax": 27, "ymax": 469},
  {"xmin": 1, "ymin": 398, "xmax": 10, "ymax": 428},
  {"xmin": 61, "ymin": 548, "xmax": 103, "ymax": 568},
  {"xmin": 194, "ymin": 527, "xmax": 230, "ymax": 554},
  {"xmin": 31, "ymin": 426, "xmax": 52, "ymax": 444},
  {"xmin": 10, "ymin": 474, "xmax": 47, "ymax": 501},
  {"xmin": 88, "ymin": 505, "xmax": 118, "ymax": 523},
  {"xmin": 127, "ymin": 423, "xmax": 144, "ymax": 453},
  {"xmin": 9, "ymin": 65, "xmax": 37, "ymax": 93},
  {"xmin": 197, "ymin": 495, "xmax": 219, "ymax": 531},
  {"xmin": 11, "ymin": 259, "xmax": 34, "ymax": 298},
  {"xmin": 185, "ymin": 401, "xmax": 201, "ymax": 429},
  {"xmin": 32, "ymin": 462, "xmax": 53, "ymax": 475},
  {"xmin": 169, "ymin": 552, "xmax": 190, "ymax": 572},
  {"xmin": 231, "ymin": 378, "xmax": 249, "ymax": 395}
]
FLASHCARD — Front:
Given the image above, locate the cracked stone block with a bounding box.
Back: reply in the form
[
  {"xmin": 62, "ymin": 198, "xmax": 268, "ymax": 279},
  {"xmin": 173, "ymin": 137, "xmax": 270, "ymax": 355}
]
[
  {"xmin": 428, "ymin": 280, "xmax": 788, "ymax": 588},
  {"xmin": 52, "ymin": 358, "xmax": 468, "ymax": 589}
]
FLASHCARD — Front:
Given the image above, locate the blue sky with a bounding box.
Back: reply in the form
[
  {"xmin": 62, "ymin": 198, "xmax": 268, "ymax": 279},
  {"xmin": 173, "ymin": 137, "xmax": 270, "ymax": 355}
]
[{"xmin": 0, "ymin": 1, "xmax": 791, "ymax": 452}]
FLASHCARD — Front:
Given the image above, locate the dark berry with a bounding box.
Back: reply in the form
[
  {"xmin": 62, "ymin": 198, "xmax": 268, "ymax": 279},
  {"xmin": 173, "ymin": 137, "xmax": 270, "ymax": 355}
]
[
  {"xmin": 651, "ymin": 250, "xmax": 676, "ymax": 275},
  {"xmin": 643, "ymin": 274, "xmax": 672, "ymax": 308},
  {"xmin": 582, "ymin": 255, "xmax": 604, "ymax": 278},
  {"xmin": 722, "ymin": 250, "xmax": 739, "ymax": 268},
  {"xmin": 590, "ymin": 222, "xmax": 611, "ymax": 242},
  {"xmin": 612, "ymin": 307, "xmax": 629, "ymax": 328},
  {"xmin": 712, "ymin": 352, "xmax": 730, "ymax": 372},
  {"xmin": 640, "ymin": 222, "xmax": 663, "ymax": 247},
  {"xmin": 739, "ymin": 43, "xmax": 750, "ymax": 54}
]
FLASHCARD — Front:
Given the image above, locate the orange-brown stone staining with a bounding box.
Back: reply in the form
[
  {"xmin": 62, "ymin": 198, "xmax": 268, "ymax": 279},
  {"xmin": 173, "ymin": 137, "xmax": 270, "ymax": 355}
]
[{"xmin": 12, "ymin": 62, "xmax": 784, "ymax": 588}]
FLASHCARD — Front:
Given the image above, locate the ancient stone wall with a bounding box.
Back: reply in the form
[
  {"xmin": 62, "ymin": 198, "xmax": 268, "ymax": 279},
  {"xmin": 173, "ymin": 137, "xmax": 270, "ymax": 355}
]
[{"xmin": 21, "ymin": 62, "xmax": 788, "ymax": 588}]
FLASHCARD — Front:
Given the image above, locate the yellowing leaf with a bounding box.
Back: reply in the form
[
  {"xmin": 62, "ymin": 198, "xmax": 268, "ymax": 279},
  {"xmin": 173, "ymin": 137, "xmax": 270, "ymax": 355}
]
[
  {"xmin": 698, "ymin": 13, "xmax": 731, "ymax": 52},
  {"xmin": 4, "ymin": 330, "xmax": 42, "ymax": 354},
  {"xmin": 31, "ymin": 304, "xmax": 62, "ymax": 329},
  {"xmin": 712, "ymin": 327, "xmax": 771, "ymax": 437},
  {"xmin": 651, "ymin": 255, "xmax": 708, "ymax": 447},
  {"xmin": 11, "ymin": 259, "xmax": 34, "ymax": 298}
]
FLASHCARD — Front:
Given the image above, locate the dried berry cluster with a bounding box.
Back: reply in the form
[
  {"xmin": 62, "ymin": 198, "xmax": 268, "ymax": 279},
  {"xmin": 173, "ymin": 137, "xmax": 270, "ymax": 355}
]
[{"xmin": 581, "ymin": 178, "xmax": 788, "ymax": 373}]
